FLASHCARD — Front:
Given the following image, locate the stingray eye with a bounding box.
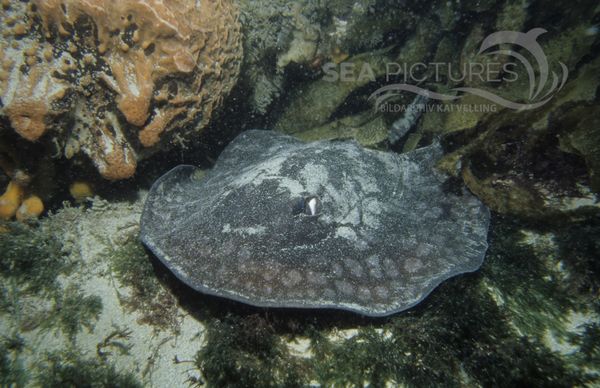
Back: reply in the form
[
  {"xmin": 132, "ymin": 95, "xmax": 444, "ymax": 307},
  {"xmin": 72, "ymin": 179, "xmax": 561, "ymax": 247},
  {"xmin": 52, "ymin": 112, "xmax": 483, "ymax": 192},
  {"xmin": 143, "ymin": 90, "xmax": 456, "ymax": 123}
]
[
  {"xmin": 292, "ymin": 196, "xmax": 320, "ymax": 216},
  {"xmin": 304, "ymin": 196, "xmax": 319, "ymax": 216}
]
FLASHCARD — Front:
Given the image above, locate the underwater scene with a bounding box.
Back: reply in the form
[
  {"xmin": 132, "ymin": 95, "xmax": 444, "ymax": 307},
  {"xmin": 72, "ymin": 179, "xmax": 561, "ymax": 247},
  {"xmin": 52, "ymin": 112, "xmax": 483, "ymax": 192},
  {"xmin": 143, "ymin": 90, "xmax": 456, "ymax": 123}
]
[{"xmin": 0, "ymin": 0, "xmax": 599, "ymax": 386}]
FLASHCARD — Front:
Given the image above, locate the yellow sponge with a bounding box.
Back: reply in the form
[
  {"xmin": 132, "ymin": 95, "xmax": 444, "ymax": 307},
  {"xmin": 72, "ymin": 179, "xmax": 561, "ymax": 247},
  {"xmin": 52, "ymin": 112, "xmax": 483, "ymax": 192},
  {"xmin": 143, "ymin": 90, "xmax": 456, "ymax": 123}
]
[
  {"xmin": 16, "ymin": 195, "xmax": 44, "ymax": 221},
  {"xmin": 69, "ymin": 181, "xmax": 94, "ymax": 201},
  {"xmin": 0, "ymin": 181, "xmax": 24, "ymax": 220}
]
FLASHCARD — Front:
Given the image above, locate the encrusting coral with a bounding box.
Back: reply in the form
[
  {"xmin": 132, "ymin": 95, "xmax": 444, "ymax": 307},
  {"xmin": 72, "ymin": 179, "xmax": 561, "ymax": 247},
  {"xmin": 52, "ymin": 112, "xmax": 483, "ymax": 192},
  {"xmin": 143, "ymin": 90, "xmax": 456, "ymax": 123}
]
[{"xmin": 0, "ymin": 0, "xmax": 242, "ymax": 180}]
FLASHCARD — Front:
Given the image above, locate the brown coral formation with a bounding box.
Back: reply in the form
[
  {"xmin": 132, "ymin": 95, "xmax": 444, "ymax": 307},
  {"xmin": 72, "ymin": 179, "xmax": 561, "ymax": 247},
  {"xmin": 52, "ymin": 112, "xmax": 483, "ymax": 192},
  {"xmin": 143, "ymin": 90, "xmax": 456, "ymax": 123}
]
[{"xmin": 0, "ymin": 0, "xmax": 242, "ymax": 180}]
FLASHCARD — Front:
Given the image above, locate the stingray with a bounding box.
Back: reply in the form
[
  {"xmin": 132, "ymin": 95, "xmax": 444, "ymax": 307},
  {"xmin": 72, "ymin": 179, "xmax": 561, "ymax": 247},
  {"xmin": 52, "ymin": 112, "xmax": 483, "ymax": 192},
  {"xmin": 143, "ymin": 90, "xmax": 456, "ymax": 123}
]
[{"xmin": 140, "ymin": 130, "xmax": 490, "ymax": 316}]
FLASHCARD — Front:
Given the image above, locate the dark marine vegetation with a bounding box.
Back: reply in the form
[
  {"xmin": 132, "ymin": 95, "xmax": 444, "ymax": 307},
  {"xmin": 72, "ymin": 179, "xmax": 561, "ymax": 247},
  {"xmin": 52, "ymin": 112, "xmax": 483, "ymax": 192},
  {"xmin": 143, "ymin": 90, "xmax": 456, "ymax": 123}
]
[{"xmin": 189, "ymin": 217, "xmax": 599, "ymax": 387}]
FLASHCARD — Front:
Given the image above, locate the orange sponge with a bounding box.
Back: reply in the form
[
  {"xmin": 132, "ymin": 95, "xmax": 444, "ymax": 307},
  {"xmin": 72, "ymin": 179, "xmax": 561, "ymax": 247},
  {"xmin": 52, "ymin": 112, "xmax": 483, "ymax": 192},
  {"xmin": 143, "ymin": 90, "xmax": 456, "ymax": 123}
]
[
  {"xmin": 69, "ymin": 181, "xmax": 94, "ymax": 201},
  {"xmin": 0, "ymin": 181, "xmax": 24, "ymax": 220},
  {"xmin": 16, "ymin": 195, "xmax": 44, "ymax": 221}
]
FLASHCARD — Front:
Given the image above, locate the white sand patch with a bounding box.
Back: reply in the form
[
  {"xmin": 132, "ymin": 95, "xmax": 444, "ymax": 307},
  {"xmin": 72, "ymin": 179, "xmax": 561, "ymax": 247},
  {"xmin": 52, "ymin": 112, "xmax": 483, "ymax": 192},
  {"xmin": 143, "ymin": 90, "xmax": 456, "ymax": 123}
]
[
  {"xmin": 286, "ymin": 337, "xmax": 313, "ymax": 358},
  {"xmin": 0, "ymin": 194, "xmax": 208, "ymax": 387},
  {"xmin": 544, "ymin": 310, "xmax": 597, "ymax": 356},
  {"xmin": 328, "ymin": 328, "xmax": 359, "ymax": 342}
]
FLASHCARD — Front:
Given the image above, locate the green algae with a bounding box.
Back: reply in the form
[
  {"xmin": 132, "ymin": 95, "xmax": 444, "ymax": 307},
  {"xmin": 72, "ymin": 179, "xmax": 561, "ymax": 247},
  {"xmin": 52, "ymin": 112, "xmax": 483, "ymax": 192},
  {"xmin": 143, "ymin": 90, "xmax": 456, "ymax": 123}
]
[
  {"xmin": 0, "ymin": 332, "xmax": 141, "ymax": 388},
  {"xmin": 0, "ymin": 337, "xmax": 28, "ymax": 388},
  {"xmin": 0, "ymin": 221, "xmax": 134, "ymax": 386},
  {"xmin": 0, "ymin": 221, "xmax": 103, "ymax": 342},
  {"xmin": 36, "ymin": 349, "xmax": 142, "ymax": 388},
  {"xmin": 46, "ymin": 285, "xmax": 103, "ymax": 342},
  {"xmin": 107, "ymin": 239, "xmax": 180, "ymax": 331},
  {"xmin": 1, "ymin": 335, "xmax": 140, "ymax": 388},
  {"xmin": 195, "ymin": 315, "xmax": 306, "ymax": 388},
  {"xmin": 0, "ymin": 221, "xmax": 71, "ymax": 297},
  {"xmin": 109, "ymin": 240, "xmax": 160, "ymax": 301}
]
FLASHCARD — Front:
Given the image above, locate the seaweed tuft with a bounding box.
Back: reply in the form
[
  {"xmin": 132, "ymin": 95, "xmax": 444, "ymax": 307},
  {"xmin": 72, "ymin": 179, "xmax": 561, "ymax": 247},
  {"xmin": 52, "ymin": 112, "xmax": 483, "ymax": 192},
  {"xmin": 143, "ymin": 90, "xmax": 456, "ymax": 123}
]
[
  {"xmin": 108, "ymin": 239, "xmax": 180, "ymax": 331},
  {"xmin": 0, "ymin": 221, "xmax": 71, "ymax": 297},
  {"xmin": 46, "ymin": 285, "xmax": 103, "ymax": 342},
  {"xmin": 195, "ymin": 314, "xmax": 306, "ymax": 387},
  {"xmin": 36, "ymin": 349, "xmax": 142, "ymax": 388},
  {"xmin": 0, "ymin": 339, "xmax": 29, "ymax": 387}
]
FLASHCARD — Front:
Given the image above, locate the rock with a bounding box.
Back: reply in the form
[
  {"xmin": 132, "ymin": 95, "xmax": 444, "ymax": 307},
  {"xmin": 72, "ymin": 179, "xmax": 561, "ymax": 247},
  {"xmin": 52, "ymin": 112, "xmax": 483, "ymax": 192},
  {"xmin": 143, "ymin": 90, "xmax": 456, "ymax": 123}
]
[{"xmin": 0, "ymin": 0, "xmax": 242, "ymax": 180}]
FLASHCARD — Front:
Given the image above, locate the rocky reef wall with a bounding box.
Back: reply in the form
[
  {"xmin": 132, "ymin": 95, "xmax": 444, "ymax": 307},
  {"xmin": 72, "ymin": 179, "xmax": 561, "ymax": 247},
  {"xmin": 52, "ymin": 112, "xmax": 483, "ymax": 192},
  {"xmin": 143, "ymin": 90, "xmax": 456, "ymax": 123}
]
[{"xmin": 0, "ymin": 0, "xmax": 242, "ymax": 181}]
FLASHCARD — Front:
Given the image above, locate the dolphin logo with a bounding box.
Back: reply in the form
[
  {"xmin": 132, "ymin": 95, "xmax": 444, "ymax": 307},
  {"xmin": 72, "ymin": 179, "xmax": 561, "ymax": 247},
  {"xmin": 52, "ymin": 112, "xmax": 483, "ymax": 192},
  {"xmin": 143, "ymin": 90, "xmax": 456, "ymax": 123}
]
[{"xmin": 369, "ymin": 29, "xmax": 568, "ymax": 111}]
